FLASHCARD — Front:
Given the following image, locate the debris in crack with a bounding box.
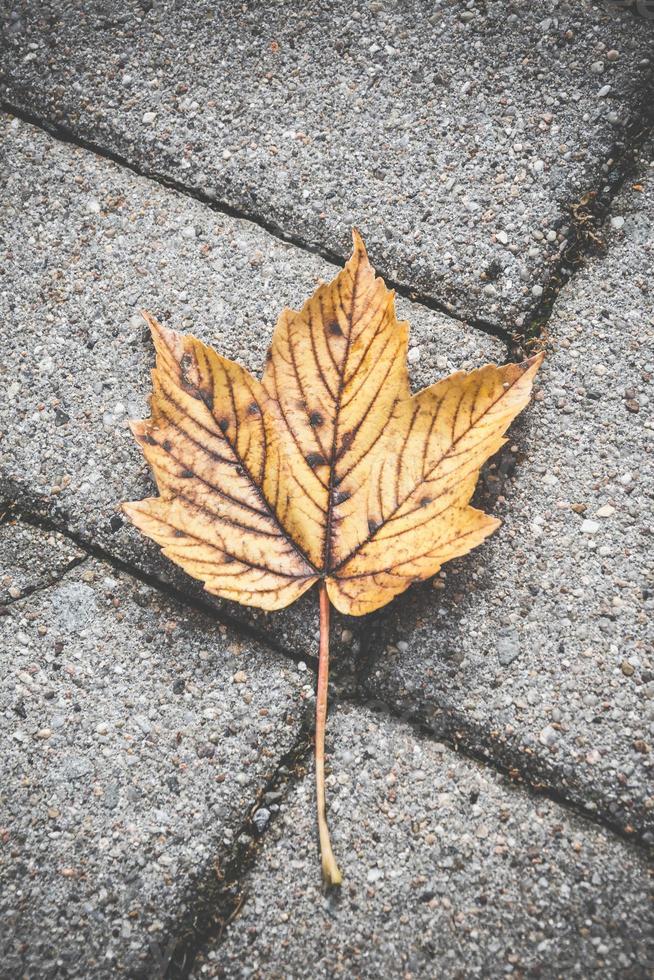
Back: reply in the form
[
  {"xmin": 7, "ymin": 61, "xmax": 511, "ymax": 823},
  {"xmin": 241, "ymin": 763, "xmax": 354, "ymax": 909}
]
[
  {"xmin": 164, "ymin": 731, "xmax": 312, "ymax": 980},
  {"xmin": 513, "ymin": 65, "xmax": 654, "ymax": 357},
  {"xmin": 251, "ymin": 806, "xmax": 271, "ymax": 835}
]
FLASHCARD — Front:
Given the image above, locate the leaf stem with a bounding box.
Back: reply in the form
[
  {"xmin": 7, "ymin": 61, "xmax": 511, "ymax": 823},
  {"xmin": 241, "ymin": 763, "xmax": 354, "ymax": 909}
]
[{"xmin": 315, "ymin": 581, "xmax": 342, "ymax": 886}]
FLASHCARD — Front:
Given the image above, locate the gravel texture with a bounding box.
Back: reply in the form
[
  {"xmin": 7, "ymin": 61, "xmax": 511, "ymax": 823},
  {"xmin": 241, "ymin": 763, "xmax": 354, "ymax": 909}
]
[
  {"xmin": 194, "ymin": 704, "xmax": 654, "ymax": 979},
  {"xmin": 0, "ymin": 114, "xmax": 502, "ymax": 659},
  {"xmin": 361, "ymin": 144, "xmax": 654, "ymax": 841},
  {"xmin": 0, "ymin": 517, "xmax": 85, "ymax": 605},
  {"xmin": 2, "ymin": 12, "xmax": 654, "ymax": 974},
  {"xmin": 1, "ymin": 1, "xmax": 652, "ymax": 327},
  {"xmin": 0, "ymin": 523, "xmax": 312, "ymax": 979}
]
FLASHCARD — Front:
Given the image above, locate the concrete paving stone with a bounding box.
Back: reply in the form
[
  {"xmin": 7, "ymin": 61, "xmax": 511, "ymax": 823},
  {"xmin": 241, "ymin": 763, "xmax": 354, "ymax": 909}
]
[
  {"xmin": 0, "ymin": 517, "xmax": 86, "ymax": 605},
  {"xmin": 1, "ymin": 2, "xmax": 652, "ymax": 328},
  {"xmin": 0, "ymin": 114, "xmax": 502, "ymax": 658},
  {"xmin": 0, "ymin": 523, "xmax": 313, "ymax": 979},
  {"xmin": 360, "ymin": 145, "xmax": 654, "ymax": 840},
  {"xmin": 194, "ymin": 704, "xmax": 654, "ymax": 980}
]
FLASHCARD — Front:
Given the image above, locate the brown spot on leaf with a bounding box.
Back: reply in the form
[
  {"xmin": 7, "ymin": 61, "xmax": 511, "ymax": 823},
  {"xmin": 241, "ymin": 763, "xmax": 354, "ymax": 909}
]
[
  {"xmin": 218, "ymin": 418, "xmax": 229, "ymax": 433},
  {"xmin": 162, "ymin": 439, "xmax": 173, "ymax": 452},
  {"xmin": 336, "ymin": 430, "xmax": 354, "ymax": 459},
  {"xmin": 200, "ymin": 390, "xmax": 214, "ymax": 411},
  {"xmin": 327, "ymin": 321, "xmax": 343, "ymax": 336},
  {"xmin": 180, "ymin": 352, "xmax": 194, "ymax": 386},
  {"xmin": 309, "ymin": 411, "xmax": 324, "ymax": 428},
  {"xmin": 306, "ymin": 453, "xmax": 326, "ymax": 469}
]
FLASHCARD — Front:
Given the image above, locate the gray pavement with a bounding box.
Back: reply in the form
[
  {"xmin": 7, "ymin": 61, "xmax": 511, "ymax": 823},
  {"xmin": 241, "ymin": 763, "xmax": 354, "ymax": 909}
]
[
  {"xmin": 1, "ymin": 4, "xmax": 654, "ymax": 978},
  {"xmin": 361, "ymin": 140, "xmax": 654, "ymax": 842},
  {"xmin": 0, "ymin": 115, "xmax": 502, "ymax": 663},
  {"xmin": 195, "ymin": 704, "xmax": 654, "ymax": 980},
  {"xmin": 0, "ymin": 523, "xmax": 311, "ymax": 978},
  {"xmin": 1, "ymin": 1, "xmax": 651, "ymax": 328}
]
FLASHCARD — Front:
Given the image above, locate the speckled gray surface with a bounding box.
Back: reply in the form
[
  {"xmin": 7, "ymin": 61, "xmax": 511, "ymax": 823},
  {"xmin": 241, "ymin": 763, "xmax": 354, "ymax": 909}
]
[
  {"xmin": 194, "ymin": 704, "xmax": 654, "ymax": 980},
  {"xmin": 0, "ymin": 523, "xmax": 311, "ymax": 979},
  {"xmin": 1, "ymin": 1, "xmax": 652, "ymax": 328},
  {"xmin": 0, "ymin": 517, "xmax": 85, "ymax": 605},
  {"xmin": 1, "ymin": 8, "xmax": 654, "ymax": 976},
  {"xmin": 361, "ymin": 144, "xmax": 654, "ymax": 841},
  {"xmin": 0, "ymin": 115, "xmax": 501, "ymax": 660}
]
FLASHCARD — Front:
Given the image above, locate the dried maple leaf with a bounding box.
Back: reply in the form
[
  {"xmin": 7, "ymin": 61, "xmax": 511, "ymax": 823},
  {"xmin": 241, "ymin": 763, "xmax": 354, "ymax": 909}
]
[{"xmin": 123, "ymin": 230, "xmax": 543, "ymax": 885}]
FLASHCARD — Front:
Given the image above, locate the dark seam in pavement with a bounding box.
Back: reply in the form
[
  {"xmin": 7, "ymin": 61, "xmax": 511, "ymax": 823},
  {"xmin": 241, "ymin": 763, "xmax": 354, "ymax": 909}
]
[
  {"xmin": 350, "ymin": 659, "xmax": 654, "ymax": 856},
  {"xmin": 151, "ymin": 696, "xmax": 654, "ymax": 979},
  {"xmin": 3, "ymin": 495, "xmax": 652, "ymax": 854},
  {"xmin": 163, "ymin": 729, "xmax": 313, "ymax": 980},
  {"xmin": 0, "ymin": 551, "xmax": 89, "ymax": 609},
  {"xmin": 1, "ymin": 499, "xmax": 318, "ymax": 670},
  {"xmin": 510, "ymin": 65, "xmax": 654, "ymax": 359},
  {"xmin": 4, "ymin": 501, "xmax": 653, "ymax": 980},
  {"xmin": 0, "ymin": 97, "xmax": 512, "ymax": 349},
  {"xmin": 347, "ymin": 696, "xmax": 654, "ymax": 860}
]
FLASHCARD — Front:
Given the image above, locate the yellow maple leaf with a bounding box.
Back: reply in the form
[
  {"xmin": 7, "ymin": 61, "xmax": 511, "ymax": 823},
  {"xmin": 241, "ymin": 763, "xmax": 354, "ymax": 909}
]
[{"xmin": 123, "ymin": 231, "xmax": 543, "ymax": 884}]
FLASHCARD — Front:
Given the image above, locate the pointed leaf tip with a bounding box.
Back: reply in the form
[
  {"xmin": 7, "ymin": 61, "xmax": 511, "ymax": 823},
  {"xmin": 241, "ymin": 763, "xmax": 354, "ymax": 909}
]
[{"xmin": 351, "ymin": 226, "xmax": 366, "ymax": 253}]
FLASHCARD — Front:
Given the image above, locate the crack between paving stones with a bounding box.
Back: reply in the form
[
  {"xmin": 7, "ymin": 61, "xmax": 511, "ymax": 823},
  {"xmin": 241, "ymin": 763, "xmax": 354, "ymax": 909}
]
[
  {"xmin": 348, "ymin": 662, "xmax": 654, "ymax": 856},
  {"xmin": 4, "ymin": 493, "xmax": 653, "ymax": 856},
  {"xmin": 161, "ymin": 728, "xmax": 313, "ymax": 980},
  {"xmin": 152, "ymin": 695, "xmax": 652, "ymax": 980},
  {"xmin": 512, "ymin": 65, "xmax": 654, "ymax": 357},
  {"xmin": 1, "ymin": 498, "xmax": 317, "ymax": 670},
  {"xmin": 345, "ymin": 696, "xmax": 654, "ymax": 859},
  {"xmin": 0, "ymin": 97, "xmax": 511, "ymax": 349},
  {"xmin": 2, "ymin": 66, "xmax": 654, "ymax": 372},
  {"xmin": 0, "ymin": 552, "xmax": 90, "ymax": 609}
]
